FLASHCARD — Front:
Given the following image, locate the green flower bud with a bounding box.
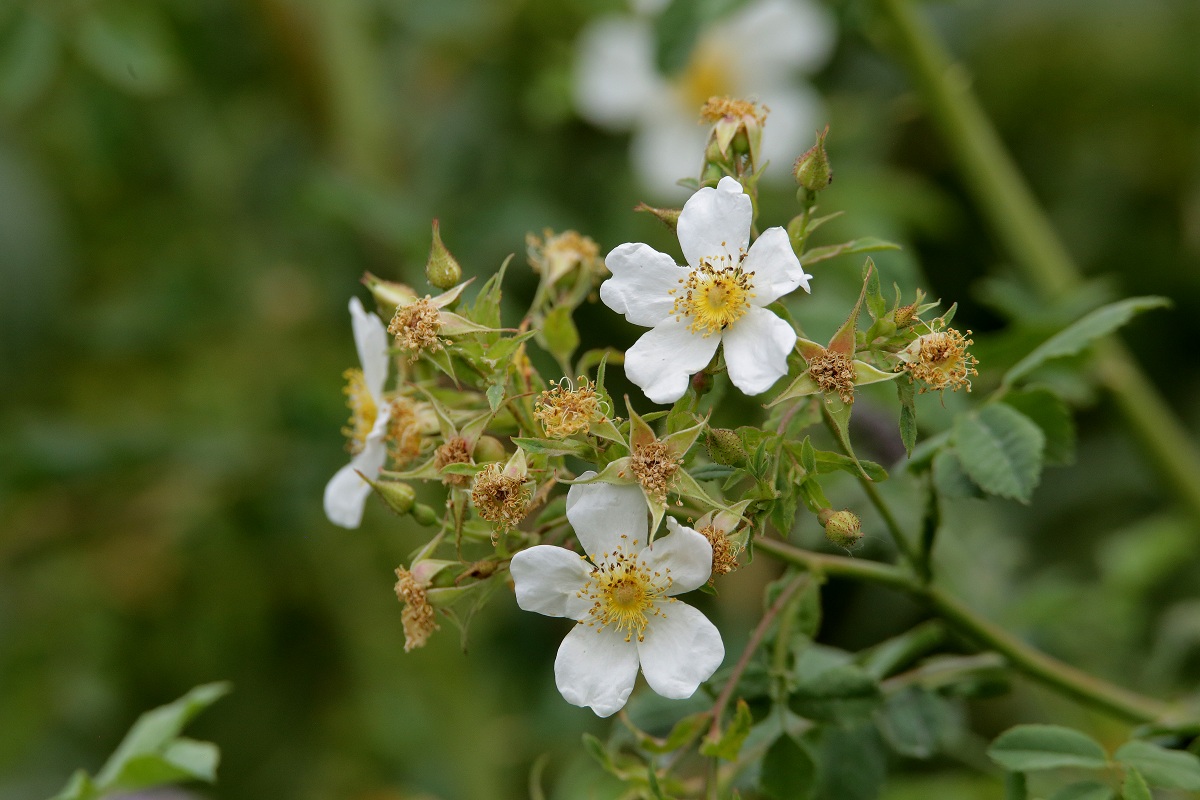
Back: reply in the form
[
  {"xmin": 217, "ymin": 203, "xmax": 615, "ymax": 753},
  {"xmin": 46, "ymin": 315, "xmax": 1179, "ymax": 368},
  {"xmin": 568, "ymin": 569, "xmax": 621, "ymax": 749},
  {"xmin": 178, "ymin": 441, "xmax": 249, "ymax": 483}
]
[
  {"xmin": 473, "ymin": 434, "xmax": 507, "ymax": 464},
  {"xmin": 633, "ymin": 203, "xmax": 681, "ymax": 232},
  {"xmin": 819, "ymin": 508, "xmax": 862, "ymax": 550},
  {"xmin": 370, "ymin": 479, "xmax": 416, "ymax": 516},
  {"xmin": 361, "ymin": 271, "xmax": 417, "ymax": 309},
  {"xmin": 425, "ymin": 219, "xmax": 462, "ymax": 290},
  {"xmin": 705, "ymin": 428, "xmax": 747, "ymax": 467},
  {"xmin": 793, "ymin": 125, "xmax": 833, "ymax": 192}
]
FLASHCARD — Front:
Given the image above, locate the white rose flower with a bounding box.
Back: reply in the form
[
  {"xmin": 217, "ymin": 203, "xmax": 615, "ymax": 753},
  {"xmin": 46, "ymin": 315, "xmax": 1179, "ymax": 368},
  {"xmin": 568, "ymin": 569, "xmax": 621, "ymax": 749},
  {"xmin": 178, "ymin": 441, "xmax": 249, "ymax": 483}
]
[
  {"xmin": 601, "ymin": 176, "xmax": 812, "ymax": 403},
  {"xmin": 574, "ymin": 0, "xmax": 836, "ymax": 197},
  {"xmin": 323, "ymin": 297, "xmax": 391, "ymax": 529},
  {"xmin": 510, "ymin": 478, "xmax": 725, "ymax": 718}
]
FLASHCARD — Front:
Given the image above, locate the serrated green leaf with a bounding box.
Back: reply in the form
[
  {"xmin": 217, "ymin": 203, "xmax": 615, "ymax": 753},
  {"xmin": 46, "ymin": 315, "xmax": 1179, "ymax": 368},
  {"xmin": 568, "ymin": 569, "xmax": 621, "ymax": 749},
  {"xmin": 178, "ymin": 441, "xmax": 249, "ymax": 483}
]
[
  {"xmin": 1047, "ymin": 781, "xmax": 1114, "ymax": 800},
  {"xmin": 1122, "ymin": 769, "xmax": 1151, "ymax": 800},
  {"xmin": 987, "ymin": 724, "xmax": 1109, "ymax": 772},
  {"xmin": 953, "ymin": 405, "xmax": 1045, "ymax": 503},
  {"xmin": 1002, "ymin": 388, "xmax": 1076, "ymax": 466},
  {"xmin": 790, "ymin": 663, "xmax": 881, "ymax": 723},
  {"xmin": 811, "ymin": 450, "xmax": 888, "ymax": 482},
  {"xmin": 760, "ymin": 734, "xmax": 817, "ymax": 800},
  {"xmin": 700, "ymin": 699, "xmax": 753, "ymax": 760},
  {"xmin": 932, "ymin": 450, "xmax": 984, "ymax": 499},
  {"xmin": 1003, "ymin": 296, "xmax": 1170, "ymax": 386},
  {"xmin": 1114, "ymin": 740, "xmax": 1200, "ymax": 789},
  {"xmin": 816, "ymin": 724, "xmax": 888, "ymax": 800}
]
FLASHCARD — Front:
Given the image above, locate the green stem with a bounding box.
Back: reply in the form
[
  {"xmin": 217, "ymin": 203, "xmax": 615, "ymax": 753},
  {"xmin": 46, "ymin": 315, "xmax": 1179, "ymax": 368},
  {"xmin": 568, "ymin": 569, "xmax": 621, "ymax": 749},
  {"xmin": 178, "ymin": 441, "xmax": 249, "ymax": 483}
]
[
  {"xmin": 875, "ymin": 0, "xmax": 1200, "ymax": 521},
  {"xmin": 754, "ymin": 537, "xmax": 1178, "ymax": 724}
]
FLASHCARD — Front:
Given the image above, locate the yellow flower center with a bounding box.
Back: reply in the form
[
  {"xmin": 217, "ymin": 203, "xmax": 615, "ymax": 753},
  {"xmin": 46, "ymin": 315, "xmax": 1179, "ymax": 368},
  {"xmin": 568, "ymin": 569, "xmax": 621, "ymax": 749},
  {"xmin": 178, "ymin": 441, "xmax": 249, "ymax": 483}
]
[
  {"xmin": 671, "ymin": 262, "xmax": 754, "ymax": 336},
  {"xmin": 341, "ymin": 368, "xmax": 378, "ymax": 454},
  {"xmin": 579, "ymin": 539, "xmax": 674, "ymax": 642},
  {"xmin": 677, "ymin": 41, "xmax": 736, "ymax": 113}
]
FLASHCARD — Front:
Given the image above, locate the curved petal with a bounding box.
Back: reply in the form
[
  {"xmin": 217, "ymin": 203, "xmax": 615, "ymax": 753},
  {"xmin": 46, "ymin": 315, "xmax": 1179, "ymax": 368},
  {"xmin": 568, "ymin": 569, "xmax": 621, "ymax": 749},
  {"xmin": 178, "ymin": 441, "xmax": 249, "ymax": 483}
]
[
  {"xmin": 349, "ymin": 296, "xmax": 390, "ymax": 401},
  {"xmin": 323, "ymin": 410, "xmax": 391, "ymax": 529},
  {"xmin": 722, "ymin": 307, "xmax": 796, "ymax": 396},
  {"xmin": 625, "ymin": 317, "xmax": 720, "ymax": 404},
  {"xmin": 677, "ymin": 177, "xmax": 752, "ymax": 270},
  {"xmin": 601, "ymin": 243, "xmax": 688, "ymax": 327},
  {"xmin": 637, "ymin": 601, "xmax": 724, "ymax": 700},
  {"xmin": 745, "ymin": 227, "xmax": 811, "ymax": 306},
  {"xmin": 555, "ymin": 623, "xmax": 641, "ymax": 717},
  {"xmin": 630, "ymin": 108, "xmax": 706, "ymax": 200},
  {"xmin": 566, "ymin": 477, "xmax": 651, "ymax": 561},
  {"xmin": 510, "ymin": 545, "xmax": 593, "ymax": 620},
  {"xmin": 643, "ymin": 519, "xmax": 713, "ymax": 595},
  {"xmin": 573, "ymin": 17, "xmax": 664, "ymax": 131}
]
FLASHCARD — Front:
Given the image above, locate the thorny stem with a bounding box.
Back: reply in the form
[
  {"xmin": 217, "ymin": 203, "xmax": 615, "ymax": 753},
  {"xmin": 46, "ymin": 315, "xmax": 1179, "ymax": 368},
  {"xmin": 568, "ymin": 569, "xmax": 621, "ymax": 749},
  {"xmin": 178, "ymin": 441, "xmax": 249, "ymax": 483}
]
[
  {"xmin": 875, "ymin": 0, "xmax": 1200, "ymax": 522},
  {"xmin": 754, "ymin": 537, "xmax": 1179, "ymax": 724}
]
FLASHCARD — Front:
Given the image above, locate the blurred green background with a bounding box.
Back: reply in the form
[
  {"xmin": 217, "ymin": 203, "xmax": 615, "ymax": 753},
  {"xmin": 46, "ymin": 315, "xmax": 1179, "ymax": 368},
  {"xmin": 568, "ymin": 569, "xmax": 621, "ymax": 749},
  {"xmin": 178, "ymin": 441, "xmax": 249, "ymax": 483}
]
[{"xmin": 2, "ymin": 0, "xmax": 1198, "ymax": 797}]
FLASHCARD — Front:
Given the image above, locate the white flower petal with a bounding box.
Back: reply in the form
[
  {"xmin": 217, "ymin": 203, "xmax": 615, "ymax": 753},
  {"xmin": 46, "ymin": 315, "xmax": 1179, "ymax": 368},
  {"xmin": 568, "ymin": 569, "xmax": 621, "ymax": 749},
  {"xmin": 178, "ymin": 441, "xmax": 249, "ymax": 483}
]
[
  {"xmin": 322, "ymin": 409, "xmax": 391, "ymax": 529},
  {"xmin": 573, "ymin": 17, "xmax": 665, "ymax": 131},
  {"xmin": 677, "ymin": 177, "xmax": 752, "ymax": 270},
  {"xmin": 510, "ymin": 546, "xmax": 593, "ymax": 620},
  {"xmin": 630, "ymin": 109, "xmax": 706, "ymax": 200},
  {"xmin": 601, "ymin": 243, "xmax": 688, "ymax": 327},
  {"xmin": 625, "ymin": 317, "xmax": 721, "ymax": 404},
  {"xmin": 566, "ymin": 477, "xmax": 651, "ymax": 561},
  {"xmin": 349, "ymin": 297, "xmax": 390, "ymax": 401},
  {"xmin": 644, "ymin": 519, "xmax": 713, "ymax": 595},
  {"xmin": 722, "ymin": 307, "xmax": 796, "ymax": 396},
  {"xmin": 719, "ymin": 0, "xmax": 837, "ymax": 78},
  {"xmin": 555, "ymin": 623, "xmax": 641, "ymax": 717},
  {"xmin": 637, "ymin": 601, "xmax": 724, "ymax": 700},
  {"xmin": 745, "ymin": 226, "xmax": 811, "ymax": 306}
]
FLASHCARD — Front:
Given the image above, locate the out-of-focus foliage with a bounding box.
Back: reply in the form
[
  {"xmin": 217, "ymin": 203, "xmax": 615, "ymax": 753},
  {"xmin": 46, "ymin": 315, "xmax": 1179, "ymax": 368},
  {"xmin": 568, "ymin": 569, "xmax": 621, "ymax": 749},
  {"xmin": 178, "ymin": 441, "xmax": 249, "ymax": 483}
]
[{"xmin": 1, "ymin": 0, "xmax": 1198, "ymax": 798}]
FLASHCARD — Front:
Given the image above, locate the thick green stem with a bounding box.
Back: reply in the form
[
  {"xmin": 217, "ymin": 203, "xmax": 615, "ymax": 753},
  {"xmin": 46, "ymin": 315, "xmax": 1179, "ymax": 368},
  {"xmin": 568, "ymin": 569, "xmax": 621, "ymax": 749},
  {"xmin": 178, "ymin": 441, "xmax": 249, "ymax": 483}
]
[
  {"xmin": 754, "ymin": 537, "xmax": 1178, "ymax": 724},
  {"xmin": 875, "ymin": 0, "xmax": 1200, "ymax": 521}
]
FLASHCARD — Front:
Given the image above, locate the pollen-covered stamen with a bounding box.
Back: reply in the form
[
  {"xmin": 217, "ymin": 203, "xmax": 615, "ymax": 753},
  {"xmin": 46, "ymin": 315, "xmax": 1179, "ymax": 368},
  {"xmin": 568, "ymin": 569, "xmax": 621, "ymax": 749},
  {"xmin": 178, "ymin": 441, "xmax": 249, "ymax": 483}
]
[
  {"xmin": 385, "ymin": 397, "xmax": 425, "ymax": 465},
  {"xmin": 630, "ymin": 439, "xmax": 681, "ymax": 505},
  {"xmin": 388, "ymin": 297, "xmax": 444, "ymax": 359},
  {"xmin": 535, "ymin": 378, "xmax": 604, "ymax": 439},
  {"xmin": 807, "ymin": 349, "xmax": 857, "ymax": 404},
  {"xmin": 578, "ymin": 540, "xmax": 674, "ymax": 642},
  {"xmin": 395, "ymin": 566, "xmax": 438, "ymax": 652},
  {"xmin": 434, "ymin": 436, "xmax": 473, "ymax": 487},
  {"xmin": 699, "ymin": 525, "xmax": 741, "ymax": 582},
  {"xmin": 341, "ymin": 368, "xmax": 379, "ymax": 455},
  {"xmin": 899, "ymin": 328, "xmax": 978, "ymax": 394},
  {"xmin": 699, "ymin": 96, "xmax": 766, "ymax": 126},
  {"xmin": 670, "ymin": 260, "xmax": 754, "ymax": 336},
  {"xmin": 471, "ymin": 463, "xmax": 531, "ymax": 534}
]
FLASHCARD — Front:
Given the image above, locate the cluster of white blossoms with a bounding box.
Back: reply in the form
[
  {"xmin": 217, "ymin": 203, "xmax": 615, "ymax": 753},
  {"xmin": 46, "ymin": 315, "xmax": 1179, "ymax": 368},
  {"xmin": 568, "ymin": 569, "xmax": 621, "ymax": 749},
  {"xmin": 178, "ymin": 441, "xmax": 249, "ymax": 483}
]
[
  {"xmin": 601, "ymin": 176, "xmax": 812, "ymax": 403},
  {"xmin": 574, "ymin": 0, "xmax": 836, "ymax": 196}
]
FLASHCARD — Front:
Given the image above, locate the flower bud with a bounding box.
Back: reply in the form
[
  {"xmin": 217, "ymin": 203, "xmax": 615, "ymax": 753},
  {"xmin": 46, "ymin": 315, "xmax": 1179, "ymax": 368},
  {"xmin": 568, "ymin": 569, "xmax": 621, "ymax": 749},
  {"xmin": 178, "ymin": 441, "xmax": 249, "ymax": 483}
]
[
  {"xmin": 367, "ymin": 477, "xmax": 416, "ymax": 516},
  {"xmin": 362, "ymin": 271, "xmax": 417, "ymax": 309},
  {"xmin": 793, "ymin": 125, "xmax": 833, "ymax": 192},
  {"xmin": 633, "ymin": 203, "xmax": 681, "ymax": 232},
  {"xmin": 473, "ymin": 434, "xmax": 507, "ymax": 463},
  {"xmin": 425, "ymin": 219, "xmax": 462, "ymax": 290},
  {"xmin": 819, "ymin": 508, "xmax": 862, "ymax": 549},
  {"xmin": 705, "ymin": 428, "xmax": 747, "ymax": 467},
  {"xmin": 691, "ymin": 370, "xmax": 714, "ymax": 396}
]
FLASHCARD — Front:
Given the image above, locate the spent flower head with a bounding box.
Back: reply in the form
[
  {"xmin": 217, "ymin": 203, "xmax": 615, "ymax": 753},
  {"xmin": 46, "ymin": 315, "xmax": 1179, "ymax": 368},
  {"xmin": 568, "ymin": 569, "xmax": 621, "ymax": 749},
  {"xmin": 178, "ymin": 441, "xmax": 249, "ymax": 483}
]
[
  {"xmin": 471, "ymin": 450, "xmax": 533, "ymax": 535},
  {"xmin": 527, "ymin": 229, "xmax": 606, "ymax": 287},
  {"xmin": 395, "ymin": 566, "xmax": 439, "ymax": 652},
  {"xmin": 535, "ymin": 377, "xmax": 607, "ymax": 439},
  {"xmin": 897, "ymin": 325, "xmax": 979, "ymax": 394}
]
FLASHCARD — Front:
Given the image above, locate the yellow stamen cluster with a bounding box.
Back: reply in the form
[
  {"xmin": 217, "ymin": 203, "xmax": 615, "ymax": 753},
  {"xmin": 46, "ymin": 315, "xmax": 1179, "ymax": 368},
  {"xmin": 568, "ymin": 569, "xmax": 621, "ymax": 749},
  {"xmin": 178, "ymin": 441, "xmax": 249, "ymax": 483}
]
[
  {"xmin": 901, "ymin": 329, "xmax": 978, "ymax": 393},
  {"xmin": 434, "ymin": 437, "xmax": 473, "ymax": 487},
  {"xmin": 808, "ymin": 349, "xmax": 857, "ymax": 404},
  {"xmin": 394, "ymin": 566, "xmax": 438, "ymax": 652},
  {"xmin": 534, "ymin": 379, "xmax": 603, "ymax": 439},
  {"xmin": 388, "ymin": 298, "xmax": 443, "ymax": 359},
  {"xmin": 527, "ymin": 229, "xmax": 604, "ymax": 284},
  {"xmin": 699, "ymin": 525, "xmax": 741, "ymax": 582},
  {"xmin": 385, "ymin": 398, "xmax": 426, "ymax": 465},
  {"xmin": 670, "ymin": 262, "xmax": 754, "ymax": 336},
  {"xmin": 699, "ymin": 96, "xmax": 767, "ymax": 126},
  {"xmin": 631, "ymin": 440, "xmax": 681, "ymax": 505},
  {"xmin": 471, "ymin": 463, "xmax": 531, "ymax": 534},
  {"xmin": 577, "ymin": 538, "xmax": 673, "ymax": 642},
  {"xmin": 341, "ymin": 368, "xmax": 378, "ymax": 455}
]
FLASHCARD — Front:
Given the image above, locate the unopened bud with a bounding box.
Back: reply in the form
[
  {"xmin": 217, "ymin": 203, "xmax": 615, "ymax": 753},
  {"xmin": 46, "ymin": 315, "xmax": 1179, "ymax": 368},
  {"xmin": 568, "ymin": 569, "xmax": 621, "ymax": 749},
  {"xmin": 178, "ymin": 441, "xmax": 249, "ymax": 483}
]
[
  {"xmin": 634, "ymin": 203, "xmax": 682, "ymax": 232},
  {"xmin": 411, "ymin": 503, "xmax": 439, "ymax": 527},
  {"xmin": 362, "ymin": 271, "xmax": 417, "ymax": 309},
  {"xmin": 818, "ymin": 508, "xmax": 862, "ymax": 549},
  {"xmin": 691, "ymin": 370, "xmax": 714, "ymax": 396},
  {"xmin": 425, "ymin": 219, "xmax": 462, "ymax": 290},
  {"xmin": 793, "ymin": 125, "xmax": 833, "ymax": 192},
  {"xmin": 705, "ymin": 428, "xmax": 747, "ymax": 467},
  {"xmin": 473, "ymin": 435, "xmax": 507, "ymax": 464},
  {"xmin": 366, "ymin": 477, "xmax": 416, "ymax": 516}
]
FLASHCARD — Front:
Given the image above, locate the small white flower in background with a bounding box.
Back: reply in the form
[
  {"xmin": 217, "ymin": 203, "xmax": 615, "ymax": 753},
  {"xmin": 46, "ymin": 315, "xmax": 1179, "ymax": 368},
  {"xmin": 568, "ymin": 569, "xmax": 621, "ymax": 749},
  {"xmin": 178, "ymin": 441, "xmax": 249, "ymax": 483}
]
[
  {"xmin": 324, "ymin": 297, "xmax": 391, "ymax": 529},
  {"xmin": 510, "ymin": 477, "xmax": 724, "ymax": 717},
  {"xmin": 601, "ymin": 176, "xmax": 812, "ymax": 403},
  {"xmin": 574, "ymin": 0, "xmax": 836, "ymax": 196}
]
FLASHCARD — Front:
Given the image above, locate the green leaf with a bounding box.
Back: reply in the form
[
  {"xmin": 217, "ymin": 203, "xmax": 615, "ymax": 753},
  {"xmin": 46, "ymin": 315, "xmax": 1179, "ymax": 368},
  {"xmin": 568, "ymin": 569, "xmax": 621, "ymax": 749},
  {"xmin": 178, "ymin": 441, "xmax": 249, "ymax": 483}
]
[
  {"xmin": 540, "ymin": 306, "xmax": 580, "ymax": 367},
  {"xmin": 811, "ymin": 449, "xmax": 888, "ymax": 482},
  {"xmin": 1047, "ymin": 781, "xmax": 1114, "ymax": 800},
  {"xmin": 470, "ymin": 255, "xmax": 511, "ymax": 330},
  {"xmin": 932, "ymin": 450, "xmax": 984, "ymax": 499},
  {"xmin": 760, "ymin": 734, "xmax": 817, "ymax": 800},
  {"xmin": 789, "ymin": 662, "xmax": 882, "ymax": 724},
  {"xmin": 1003, "ymin": 296, "xmax": 1170, "ymax": 386},
  {"xmin": 0, "ymin": 10, "xmax": 59, "ymax": 112},
  {"xmin": 485, "ymin": 382, "xmax": 505, "ymax": 411},
  {"xmin": 1121, "ymin": 769, "xmax": 1152, "ymax": 800},
  {"xmin": 987, "ymin": 724, "xmax": 1109, "ymax": 772},
  {"xmin": 637, "ymin": 711, "xmax": 710, "ymax": 755},
  {"xmin": 1114, "ymin": 740, "xmax": 1200, "ymax": 790},
  {"xmin": 874, "ymin": 687, "xmax": 959, "ymax": 759},
  {"xmin": 897, "ymin": 378, "xmax": 917, "ymax": 458},
  {"xmin": 953, "ymin": 404, "xmax": 1045, "ymax": 503},
  {"xmin": 48, "ymin": 770, "xmax": 98, "ymax": 800},
  {"xmin": 700, "ymin": 699, "xmax": 753, "ymax": 760},
  {"xmin": 800, "ymin": 237, "xmax": 903, "ymax": 266},
  {"xmin": 1002, "ymin": 388, "xmax": 1076, "ymax": 466},
  {"xmin": 512, "ymin": 437, "xmax": 591, "ymax": 458},
  {"xmin": 815, "ymin": 724, "xmax": 888, "ymax": 800},
  {"xmin": 581, "ymin": 733, "xmax": 620, "ymax": 777},
  {"xmin": 863, "ymin": 258, "xmax": 886, "ymax": 321}
]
